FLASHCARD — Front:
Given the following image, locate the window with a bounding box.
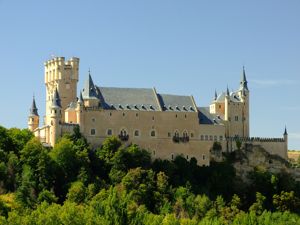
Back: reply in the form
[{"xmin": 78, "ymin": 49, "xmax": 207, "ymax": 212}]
[
  {"xmin": 123, "ymin": 112, "xmax": 125, "ymax": 117},
  {"xmin": 209, "ymin": 135, "xmax": 213, "ymax": 141},
  {"xmin": 175, "ymin": 114, "xmax": 178, "ymax": 118},
  {"xmin": 91, "ymin": 129, "xmax": 96, "ymax": 135},
  {"xmin": 31, "ymin": 118, "xmax": 34, "ymax": 122},
  {"xmin": 151, "ymin": 130, "xmax": 156, "ymax": 137},
  {"xmin": 214, "ymin": 135, "xmax": 217, "ymax": 141},
  {"xmin": 200, "ymin": 135, "xmax": 204, "ymax": 141},
  {"xmin": 185, "ymin": 114, "xmax": 187, "ymax": 119},
  {"xmin": 202, "ymin": 154, "xmax": 206, "ymax": 160},
  {"xmin": 183, "ymin": 131, "xmax": 188, "ymax": 137},
  {"xmin": 120, "ymin": 129, "xmax": 127, "ymax": 136},
  {"xmin": 235, "ymin": 116, "xmax": 239, "ymax": 121},
  {"xmin": 152, "ymin": 116, "xmax": 155, "ymax": 121},
  {"xmin": 205, "ymin": 135, "xmax": 208, "ymax": 141},
  {"xmin": 153, "ymin": 150, "xmax": 156, "ymax": 156},
  {"xmin": 109, "ymin": 112, "xmax": 112, "ymax": 116},
  {"xmin": 186, "ymin": 155, "xmax": 189, "ymax": 160},
  {"xmin": 168, "ymin": 132, "xmax": 171, "ymax": 137},
  {"xmin": 219, "ymin": 136, "xmax": 223, "ymax": 141},
  {"xmin": 92, "ymin": 118, "xmax": 95, "ymax": 122},
  {"xmin": 107, "ymin": 129, "xmax": 112, "ymax": 136},
  {"xmin": 171, "ymin": 154, "xmax": 174, "ymax": 160},
  {"xmin": 136, "ymin": 113, "xmax": 138, "ymax": 117},
  {"xmin": 191, "ymin": 133, "xmax": 194, "ymax": 138},
  {"xmin": 174, "ymin": 130, "xmax": 179, "ymax": 137},
  {"xmin": 134, "ymin": 130, "xmax": 140, "ymax": 137}
]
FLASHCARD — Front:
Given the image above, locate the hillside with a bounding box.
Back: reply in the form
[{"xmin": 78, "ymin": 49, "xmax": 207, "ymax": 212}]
[{"xmin": 0, "ymin": 125, "xmax": 300, "ymax": 224}]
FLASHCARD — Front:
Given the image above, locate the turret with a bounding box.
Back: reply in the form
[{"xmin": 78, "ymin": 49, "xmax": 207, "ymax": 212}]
[
  {"xmin": 44, "ymin": 57, "xmax": 79, "ymax": 125},
  {"xmin": 239, "ymin": 66, "xmax": 249, "ymax": 98},
  {"xmin": 28, "ymin": 96, "xmax": 39, "ymax": 131},
  {"xmin": 49, "ymin": 88, "xmax": 62, "ymax": 146},
  {"xmin": 76, "ymin": 91, "xmax": 84, "ymax": 132},
  {"xmin": 81, "ymin": 71, "xmax": 100, "ymax": 107},
  {"xmin": 283, "ymin": 126, "xmax": 288, "ymax": 159}
]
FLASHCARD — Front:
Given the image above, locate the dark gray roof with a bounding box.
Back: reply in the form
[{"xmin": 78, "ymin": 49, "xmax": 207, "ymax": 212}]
[
  {"xmin": 198, "ymin": 107, "xmax": 224, "ymax": 125},
  {"xmin": 29, "ymin": 97, "xmax": 39, "ymax": 116},
  {"xmin": 239, "ymin": 67, "xmax": 249, "ymax": 91},
  {"xmin": 51, "ymin": 88, "xmax": 61, "ymax": 108},
  {"xmin": 82, "ymin": 73, "xmax": 99, "ymax": 100},
  {"xmin": 215, "ymin": 91, "xmax": 241, "ymax": 103},
  {"xmin": 157, "ymin": 94, "xmax": 196, "ymax": 112},
  {"xmin": 98, "ymin": 87, "xmax": 160, "ymax": 111}
]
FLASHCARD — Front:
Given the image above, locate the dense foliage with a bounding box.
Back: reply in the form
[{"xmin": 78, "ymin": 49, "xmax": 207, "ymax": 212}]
[{"xmin": 0, "ymin": 125, "xmax": 300, "ymax": 224}]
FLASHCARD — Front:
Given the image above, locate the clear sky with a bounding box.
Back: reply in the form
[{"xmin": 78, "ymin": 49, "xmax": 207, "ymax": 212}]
[{"xmin": 0, "ymin": 0, "xmax": 299, "ymax": 149}]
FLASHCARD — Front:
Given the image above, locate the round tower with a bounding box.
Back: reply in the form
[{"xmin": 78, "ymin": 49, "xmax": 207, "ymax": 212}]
[
  {"xmin": 76, "ymin": 91, "xmax": 85, "ymax": 132},
  {"xmin": 49, "ymin": 88, "xmax": 62, "ymax": 146},
  {"xmin": 28, "ymin": 96, "xmax": 39, "ymax": 132}
]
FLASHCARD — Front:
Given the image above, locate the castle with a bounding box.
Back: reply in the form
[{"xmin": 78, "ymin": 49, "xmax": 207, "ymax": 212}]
[{"xmin": 28, "ymin": 57, "xmax": 288, "ymax": 166}]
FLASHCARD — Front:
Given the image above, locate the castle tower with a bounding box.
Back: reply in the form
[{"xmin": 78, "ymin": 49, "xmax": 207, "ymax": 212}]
[
  {"xmin": 49, "ymin": 88, "xmax": 62, "ymax": 146},
  {"xmin": 76, "ymin": 91, "xmax": 84, "ymax": 132},
  {"xmin": 224, "ymin": 86, "xmax": 231, "ymax": 137},
  {"xmin": 28, "ymin": 96, "xmax": 39, "ymax": 131},
  {"xmin": 238, "ymin": 67, "xmax": 250, "ymax": 137},
  {"xmin": 44, "ymin": 57, "xmax": 79, "ymax": 125},
  {"xmin": 81, "ymin": 71, "xmax": 100, "ymax": 107},
  {"xmin": 284, "ymin": 126, "xmax": 288, "ymax": 158}
]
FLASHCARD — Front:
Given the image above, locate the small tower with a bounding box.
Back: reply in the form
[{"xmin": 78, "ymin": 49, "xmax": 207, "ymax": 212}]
[
  {"xmin": 28, "ymin": 96, "xmax": 39, "ymax": 132},
  {"xmin": 76, "ymin": 91, "xmax": 84, "ymax": 132},
  {"xmin": 224, "ymin": 86, "xmax": 231, "ymax": 137},
  {"xmin": 239, "ymin": 67, "xmax": 250, "ymax": 137},
  {"xmin": 81, "ymin": 71, "xmax": 100, "ymax": 107},
  {"xmin": 283, "ymin": 126, "xmax": 288, "ymax": 159},
  {"xmin": 49, "ymin": 88, "xmax": 62, "ymax": 146}
]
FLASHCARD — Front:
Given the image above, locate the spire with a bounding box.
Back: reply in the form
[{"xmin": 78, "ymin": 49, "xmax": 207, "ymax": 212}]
[
  {"xmin": 82, "ymin": 70, "xmax": 98, "ymax": 99},
  {"xmin": 214, "ymin": 90, "xmax": 218, "ymax": 100},
  {"xmin": 240, "ymin": 66, "xmax": 249, "ymax": 91},
  {"xmin": 78, "ymin": 91, "xmax": 84, "ymax": 103},
  {"xmin": 284, "ymin": 126, "xmax": 288, "ymax": 135},
  {"xmin": 52, "ymin": 88, "xmax": 61, "ymax": 108},
  {"xmin": 226, "ymin": 86, "xmax": 230, "ymax": 96},
  {"xmin": 29, "ymin": 96, "xmax": 39, "ymax": 116}
]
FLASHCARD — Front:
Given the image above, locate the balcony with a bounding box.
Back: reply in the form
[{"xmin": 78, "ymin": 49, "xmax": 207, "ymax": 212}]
[{"xmin": 118, "ymin": 134, "xmax": 129, "ymax": 142}]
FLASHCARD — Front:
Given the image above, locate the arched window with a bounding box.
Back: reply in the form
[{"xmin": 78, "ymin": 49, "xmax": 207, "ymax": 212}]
[
  {"xmin": 134, "ymin": 130, "xmax": 140, "ymax": 137},
  {"xmin": 120, "ymin": 129, "xmax": 127, "ymax": 136},
  {"xmin": 107, "ymin": 129, "xmax": 112, "ymax": 136},
  {"xmin": 174, "ymin": 130, "xmax": 179, "ymax": 137},
  {"xmin": 183, "ymin": 131, "xmax": 188, "ymax": 137},
  {"xmin": 151, "ymin": 130, "xmax": 156, "ymax": 137}
]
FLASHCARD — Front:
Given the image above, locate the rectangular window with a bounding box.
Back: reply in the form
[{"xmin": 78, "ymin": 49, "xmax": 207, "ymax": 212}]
[
  {"xmin": 202, "ymin": 154, "xmax": 206, "ymax": 160},
  {"xmin": 91, "ymin": 129, "xmax": 96, "ymax": 135},
  {"xmin": 205, "ymin": 135, "xmax": 208, "ymax": 141},
  {"xmin": 107, "ymin": 129, "xmax": 112, "ymax": 136},
  {"xmin": 214, "ymin": 136, "xmax": 217, "ymax": 141},
  {"xmin": 209, "ymin": 135, "xmax": 213, "ymax": 141},
  {"xmin": 235, "ymin": 116, "xmax": 239, "ymax": 121},
  {"xmin": 200, "ymin": 135, "xmax": 204, "ymax": 141},
  {"xmin": 219, "ymin": 136, "xmax": 223, "ymax": 141}
]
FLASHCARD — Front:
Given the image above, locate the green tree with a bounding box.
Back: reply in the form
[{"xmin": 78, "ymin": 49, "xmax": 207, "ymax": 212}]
[
  {"xmin": 249, "ymin": 192, "xmax": 266, "ymax": 215},
  {"xmin": 273, "ymin": 191, "xmax": 300, "ymax": 212}
]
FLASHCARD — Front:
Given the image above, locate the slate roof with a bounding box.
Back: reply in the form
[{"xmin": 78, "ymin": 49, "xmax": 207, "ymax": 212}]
[
  {"xmin": 82, "ymin": 74, "xmax": 99, "ymax": 100},
  {"xmin": 29, "ymin": 97, "xmax": 39, "ymax": 116},
  {"xmin": 157, "ymin": 94, "xmax": 196, "ymax": 112},
  {"xmin": 97, "ymin": 87, "xmax": 160, "ymax": 111},
  {"xmin": 215, "ymin": 91, "xmax": 241, "ymax": 103},
  {"xmin": 198, "ymin": 107, "xmax": 224, "ymax": 125},
  {"xmin": 51, "ymin": 88, "xmax": 62, "ymax": 108}
]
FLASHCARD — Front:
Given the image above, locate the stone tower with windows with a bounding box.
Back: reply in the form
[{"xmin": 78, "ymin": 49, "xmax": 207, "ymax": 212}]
[
  {"xmin": 49, "ymin": 88, "xmax": 62, "ymax": 146},
  {"xmin": 28, "ymin": 96, "xmax": 39, "ymax": 131},
  {"xmin": 44, "ymin": 57, "xmax": 79, "ymax": 125}
]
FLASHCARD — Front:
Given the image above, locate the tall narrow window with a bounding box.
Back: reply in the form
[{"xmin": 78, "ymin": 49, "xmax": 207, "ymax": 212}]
[
  {"xmin": 91, "ymin": 129, "xmax": 96, "ymax": 135},
  {"xmin": 151, "ymin": 130, "xmax": 156, "ymax": 137},
  {"xmin": 107, "ymin": 129, "xmax": 112, "ymax": 136}
]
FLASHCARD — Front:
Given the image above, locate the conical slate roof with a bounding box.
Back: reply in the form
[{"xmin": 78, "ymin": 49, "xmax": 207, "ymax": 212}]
[
  {"xmin": 29, "ymin": 97, "xmax": 39, "ymax": 116},
  {"xmin": 82, "ymin": 71, "xmax": 99, "ymax": 99},
  {"xmin": 51, "ymin": 88, "xmax": 62, "ymax": 108},
  {"xmin": 240, "ymin": 67, "xmax": 249, "ymax": 91}
]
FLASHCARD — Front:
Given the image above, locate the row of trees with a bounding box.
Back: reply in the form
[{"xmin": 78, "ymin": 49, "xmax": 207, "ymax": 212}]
[{"xmin": 0, "ymin": 125, "xmax": 300, "ymax": 224}]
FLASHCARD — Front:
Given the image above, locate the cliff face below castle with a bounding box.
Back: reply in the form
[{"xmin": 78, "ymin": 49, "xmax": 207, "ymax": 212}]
[{"xmin": 227, "ymin": 144, "xmax": 300, "ymax": 182}]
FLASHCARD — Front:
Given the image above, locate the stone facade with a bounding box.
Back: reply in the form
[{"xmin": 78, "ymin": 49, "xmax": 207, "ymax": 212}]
[{"xmin": 28, "ymin": 57, "xmax": 288, "ymax": 166}]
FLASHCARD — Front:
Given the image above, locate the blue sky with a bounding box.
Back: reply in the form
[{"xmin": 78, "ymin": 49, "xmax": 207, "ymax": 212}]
[{"xmin": 0, "ymin": 0, "xmax": 299, "ymax": 149}]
